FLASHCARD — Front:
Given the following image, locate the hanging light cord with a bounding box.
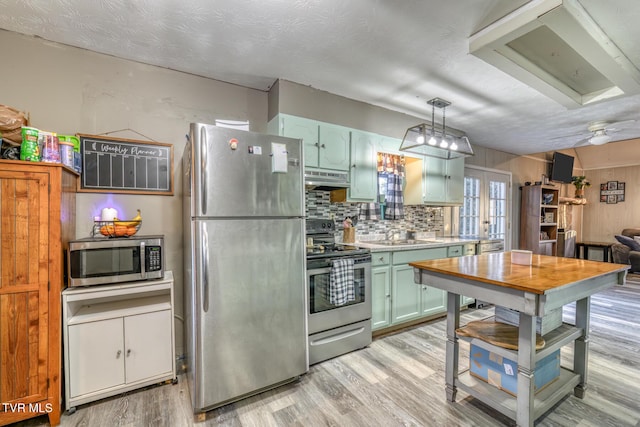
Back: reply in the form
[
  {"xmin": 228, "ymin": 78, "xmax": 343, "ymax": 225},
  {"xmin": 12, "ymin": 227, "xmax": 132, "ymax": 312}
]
[
  {"xmin": 431, "ymin": 102, "xmax": 435, "ymax": 134},
  {"xmin": 442, "ymin": 105, "xmax": 446, "ymax": 140}
]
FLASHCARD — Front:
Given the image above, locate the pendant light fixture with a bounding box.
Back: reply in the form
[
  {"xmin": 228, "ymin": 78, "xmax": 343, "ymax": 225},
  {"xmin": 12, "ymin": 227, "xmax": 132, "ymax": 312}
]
[{"xmin": 400, "ymin": 97, "xmax": 474, "ymax": 159}]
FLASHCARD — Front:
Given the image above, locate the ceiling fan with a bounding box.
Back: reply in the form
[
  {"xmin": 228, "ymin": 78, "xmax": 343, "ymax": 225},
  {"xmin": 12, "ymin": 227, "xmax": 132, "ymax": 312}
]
[{"xmin": 572, "ymin": 119, "xmax": 640, "ymax": 147}]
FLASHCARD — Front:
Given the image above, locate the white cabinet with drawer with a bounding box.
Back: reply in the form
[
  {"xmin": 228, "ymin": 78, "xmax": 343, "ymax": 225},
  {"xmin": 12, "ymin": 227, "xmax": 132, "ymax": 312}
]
[{"xmin": 62, "ymin": 272, "xmax": 176, "ymax": 412}]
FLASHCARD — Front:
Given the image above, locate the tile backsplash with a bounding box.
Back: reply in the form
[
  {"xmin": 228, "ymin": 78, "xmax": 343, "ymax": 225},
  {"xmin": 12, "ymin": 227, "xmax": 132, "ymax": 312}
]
[{"xmin": 305, "ymin": 190, "xmax": 444, "ymax": 238}]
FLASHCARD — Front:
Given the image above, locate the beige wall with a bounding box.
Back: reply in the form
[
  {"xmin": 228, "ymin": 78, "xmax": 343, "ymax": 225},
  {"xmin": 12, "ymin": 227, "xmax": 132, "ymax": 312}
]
[
  {"xmin": 270, "ymin": 79, "xmax": 454, "ymax": 140},
  {"xmin": 5, "ymin": 30, "xmax": 635, "ymax": 359},
  {"xmin": 572, "ymin": 139, "xmax": 640, "ymax": 242},
  {"xmin": 581, "ymin": 164, "xmax": 640, "ymax": 242},
  {"xmin": 1, "ymin": 30, "xmax": 269, "ymax": 357}
]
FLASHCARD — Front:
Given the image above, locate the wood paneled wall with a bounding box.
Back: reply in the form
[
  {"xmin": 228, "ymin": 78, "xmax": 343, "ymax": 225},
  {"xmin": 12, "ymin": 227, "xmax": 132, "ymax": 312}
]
[{"xmin": 581, "ymin": 164, "xmax": 640, "ymax": 242}]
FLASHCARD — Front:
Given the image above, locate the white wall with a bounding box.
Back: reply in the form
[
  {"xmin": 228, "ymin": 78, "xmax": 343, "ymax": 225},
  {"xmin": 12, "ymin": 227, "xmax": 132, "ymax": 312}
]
[{"xmin": 0, "ymin": 30, "xmax": 269, "ymax": 357}]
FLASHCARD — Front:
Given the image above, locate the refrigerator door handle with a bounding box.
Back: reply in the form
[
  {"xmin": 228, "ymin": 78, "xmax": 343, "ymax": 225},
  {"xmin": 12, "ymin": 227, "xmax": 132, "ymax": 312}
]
[
  {"xmin": 202, "ymin": 223, "xmax": 210, "ymax": 313},
  {"xmin": 200, "ymin": 125, "xmax": 208, "ymax": 215}
]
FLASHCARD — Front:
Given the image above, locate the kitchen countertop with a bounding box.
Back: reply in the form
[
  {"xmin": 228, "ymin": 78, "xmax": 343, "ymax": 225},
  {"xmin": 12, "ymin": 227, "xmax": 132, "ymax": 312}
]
[{"xmin": 350, "ymin": 237, "xmax": 480, "ymax": 252}]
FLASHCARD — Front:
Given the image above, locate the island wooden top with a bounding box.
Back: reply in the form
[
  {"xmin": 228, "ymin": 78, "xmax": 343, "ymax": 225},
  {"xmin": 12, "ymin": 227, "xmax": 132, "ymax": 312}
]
[{"xmin": 409, "ymin": 252, "xmax": 627, "ymax": 295}]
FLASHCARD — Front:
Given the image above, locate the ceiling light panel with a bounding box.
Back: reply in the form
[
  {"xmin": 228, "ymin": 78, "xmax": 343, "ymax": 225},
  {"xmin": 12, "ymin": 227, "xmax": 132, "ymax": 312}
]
[{"xmin": 469, "ymin": 0, "xmax": 640, "ymax": 109}]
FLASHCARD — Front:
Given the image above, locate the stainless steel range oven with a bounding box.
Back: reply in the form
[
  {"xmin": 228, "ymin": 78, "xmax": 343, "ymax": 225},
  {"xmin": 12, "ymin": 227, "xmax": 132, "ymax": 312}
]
[{"xmin": 306, "ymin": 219, "xmax": 372, "ymax": 365}]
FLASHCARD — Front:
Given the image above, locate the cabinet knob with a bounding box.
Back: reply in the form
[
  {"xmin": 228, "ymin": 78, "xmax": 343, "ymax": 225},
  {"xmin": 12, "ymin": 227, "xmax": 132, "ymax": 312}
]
[
  {"xmin": 352, "ymin": 164, "xmax": 356, "ymax": 168},
  {"xmin": 321, "ymin": 144, "xmax": 326, "ymax": 148},
  {"xmin": 314, "ymin": 142, "xmax": 319, "ymax": 147},
  {"xmin": 378, "ymin": 256, "xmax": 385, "ymax": 262},
  {"xmin": 127, "ymin": 349, "xmax": 131, "ymax": 357},
  {"xmin": 386, "ymin": 294, "xmax": 391, "ymax": 298},
  {"xmin": 116, "ymin": 350, "xmax": 121, "ymax": 358}
]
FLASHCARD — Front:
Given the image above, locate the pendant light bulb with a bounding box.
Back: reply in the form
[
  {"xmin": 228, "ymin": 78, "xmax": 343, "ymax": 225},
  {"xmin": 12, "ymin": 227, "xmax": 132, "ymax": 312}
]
[
  {"xmin": 417, "ymin": 135, "xmax": 425, "ymax": 144},
  {"xmin": 450, "ymin": 141, "xmax": 458, "ymax": 151},
  {"xmin": 440, "ymin": 139, "xmax": 448, "ymax": 148},
  {"xmin": 428, "ymin": 136, "xmax": 437, "ymax": 145}
]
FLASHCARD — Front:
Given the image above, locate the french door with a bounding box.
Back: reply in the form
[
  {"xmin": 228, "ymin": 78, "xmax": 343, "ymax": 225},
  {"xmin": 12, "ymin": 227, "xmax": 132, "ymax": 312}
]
[{"xmin": 459, "ymin": 167, "xmax": 511, "ymax": 247}]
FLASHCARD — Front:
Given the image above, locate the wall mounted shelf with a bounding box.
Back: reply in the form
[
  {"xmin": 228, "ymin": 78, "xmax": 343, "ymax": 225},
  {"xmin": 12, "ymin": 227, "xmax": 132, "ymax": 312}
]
[{"xmin": 559, "ymin": 197, "xmax": 587, "ymax": 205}]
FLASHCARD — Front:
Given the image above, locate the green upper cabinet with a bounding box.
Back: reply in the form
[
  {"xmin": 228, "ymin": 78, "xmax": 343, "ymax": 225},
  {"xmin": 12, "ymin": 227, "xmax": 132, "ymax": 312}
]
[
  {"xmin": 275, "ymin": 115, "xmax": 350, "ymax": 171},
  {"xmin": 348, "ymin": 130, "xmax": 377, "ymax": 202},
  {"xmin": 276, "ymin": 115, "xmax": 320, "ymax": 167},
  {"xmin": 318, "ymin": 123, "xmax": 350, "ymax": 171},
  {"xmin": 378, "ymin": 136, "xmax": 402, "ymax": 153},
  {"xmin": 424, "ymin": 156, "xmax": 464, "ymax": 205}
]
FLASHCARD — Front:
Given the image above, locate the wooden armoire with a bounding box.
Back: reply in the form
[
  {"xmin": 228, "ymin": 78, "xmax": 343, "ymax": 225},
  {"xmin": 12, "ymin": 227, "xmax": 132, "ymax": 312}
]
[{"xmin": 0, "ymin": 160, "xmax": 77, "ymax": 426}]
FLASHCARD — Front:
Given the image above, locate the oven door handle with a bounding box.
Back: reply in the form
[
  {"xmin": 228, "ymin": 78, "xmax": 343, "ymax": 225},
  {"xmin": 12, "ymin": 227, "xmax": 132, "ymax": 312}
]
[
  {"xmin": 139, "ymin": 241, "xmax": 146, "ymax": 279},
  {"xmin": 308, "ymin": 267, "xmax": 332, "ymax": 275}
]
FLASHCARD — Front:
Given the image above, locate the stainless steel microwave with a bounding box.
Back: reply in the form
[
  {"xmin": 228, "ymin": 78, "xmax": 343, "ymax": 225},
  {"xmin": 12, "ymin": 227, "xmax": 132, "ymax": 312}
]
[{"xmin": 67, "ymin": 235, "xmax": 164, "ymax": 287}]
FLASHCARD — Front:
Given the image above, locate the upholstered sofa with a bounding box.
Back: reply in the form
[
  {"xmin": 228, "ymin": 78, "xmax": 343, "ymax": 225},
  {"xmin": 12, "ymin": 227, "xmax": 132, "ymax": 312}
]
[{"xmin": 612, "ymin": 228, "xmax": 640, "ymax": 273}]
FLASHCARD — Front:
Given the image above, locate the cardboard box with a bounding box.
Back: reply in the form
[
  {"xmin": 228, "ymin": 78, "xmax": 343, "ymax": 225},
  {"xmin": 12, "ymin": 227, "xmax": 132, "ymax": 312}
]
[
  {"xmin": 469, "ymin": 344, "xmax": 560, "ymax": 396},
  {"xmin": 495, "ymin": 306, "xmax": 562, "ymax": 336}
]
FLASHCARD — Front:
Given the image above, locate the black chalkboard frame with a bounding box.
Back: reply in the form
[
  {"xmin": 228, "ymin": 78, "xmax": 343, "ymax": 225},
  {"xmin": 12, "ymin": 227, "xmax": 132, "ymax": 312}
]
[{"xmin": 77, "ymin": 133, "xmax": 174, "ymax": 195}]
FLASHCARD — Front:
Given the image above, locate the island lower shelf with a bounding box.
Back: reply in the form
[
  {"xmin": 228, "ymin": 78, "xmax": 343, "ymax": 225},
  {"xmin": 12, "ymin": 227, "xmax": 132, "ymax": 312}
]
[
  {"xmin": 457, "ymin": 322, "xmax": 583, "ymax": 362},
  {"xmin": 456, "ymin": 368, "xmax": 581, "ymax": 421}
]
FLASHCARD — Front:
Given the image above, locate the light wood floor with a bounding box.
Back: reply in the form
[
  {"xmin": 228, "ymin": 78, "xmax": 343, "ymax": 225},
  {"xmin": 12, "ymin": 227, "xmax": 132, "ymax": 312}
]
[{"xmin": 17, "ymin": 283, "xmax": 640, "ymax": 427}]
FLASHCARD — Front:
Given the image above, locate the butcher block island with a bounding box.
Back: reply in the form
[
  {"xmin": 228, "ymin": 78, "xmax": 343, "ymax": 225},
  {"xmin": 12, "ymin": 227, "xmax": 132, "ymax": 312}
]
[{"xmin": 410, "ymin": 252, "xmax": 627, "ymax": 427}]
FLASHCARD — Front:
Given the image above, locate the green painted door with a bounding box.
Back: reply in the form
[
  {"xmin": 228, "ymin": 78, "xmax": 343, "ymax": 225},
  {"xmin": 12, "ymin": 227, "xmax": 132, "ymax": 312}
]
[
  {"xmin": 424, "ymin": 156, "xmax": 447, "ymax": 203},
  {"xmin": 371, "ymin": 266, "xmax": 391, "ymax": 330},
  {"xmin": 318, "ymin": 123, "xmax": 350, "ymax": 170},
  {"xmin": 280, "ymin": 115, "xmax": 319, "ymax": 167},
  {"xmin": 446, "ymin": 157, "xmax": 465, "ymax": 204},
  {"xmin": 391, "ymin": 264, "xmax": 421, "ymax": 324},
  {"xmin": 349, "ymin": 130, "xmax": 377, "ymax": 201},
  {"xmin": 420, "ymin": 285, "xmax": 446, "ymax": 316}
]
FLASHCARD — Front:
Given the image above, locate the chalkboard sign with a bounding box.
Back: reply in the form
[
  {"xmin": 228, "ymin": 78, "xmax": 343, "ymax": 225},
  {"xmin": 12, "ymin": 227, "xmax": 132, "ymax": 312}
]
[{"xmin": 78, "ymin": 134, "xmax": 174, "ymax": 195}]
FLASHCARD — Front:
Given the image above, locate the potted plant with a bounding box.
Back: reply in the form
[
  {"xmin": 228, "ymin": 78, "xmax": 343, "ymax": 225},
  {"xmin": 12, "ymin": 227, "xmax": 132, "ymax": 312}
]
[{"xmin": 571, "ymin": 175, "xmax": 591, "ymax": 198}]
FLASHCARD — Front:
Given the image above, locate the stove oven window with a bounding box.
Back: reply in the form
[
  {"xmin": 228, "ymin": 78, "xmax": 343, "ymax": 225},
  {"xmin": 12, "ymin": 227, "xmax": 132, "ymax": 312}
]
[{"xmin": 309, "ymin": 266, "xmax": 366, "ymax": 313}]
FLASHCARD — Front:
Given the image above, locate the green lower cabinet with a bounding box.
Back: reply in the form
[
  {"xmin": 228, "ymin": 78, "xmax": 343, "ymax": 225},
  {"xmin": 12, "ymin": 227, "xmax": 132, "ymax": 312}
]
[
  {"xmin": 365, "ymin": 246, "xmax": 473, "ymax": 331},
  {"xmin": 371, "ymin": 266, "xmax": 391, "ymax": 330},
  {"xmin": 461, "ymin": 295, "xmax": 475, "ymax": 306},
  {"xmin": 391, "ymin": 264, "xmax": 422, "ymax": 324},
  {"xmin": 420, "ymin": 285, "xmax": 446, "ymax": 316}
]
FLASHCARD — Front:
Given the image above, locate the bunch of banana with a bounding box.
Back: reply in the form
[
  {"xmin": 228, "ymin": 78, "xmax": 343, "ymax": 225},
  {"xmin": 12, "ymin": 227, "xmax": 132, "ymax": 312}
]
[
  {"xmin": 100, "ymin": 209, "xmax": 142, "ymax": 237},
  {"xmin": 114, "ymin": 209, "xmax": 142, "ymax": 227}
]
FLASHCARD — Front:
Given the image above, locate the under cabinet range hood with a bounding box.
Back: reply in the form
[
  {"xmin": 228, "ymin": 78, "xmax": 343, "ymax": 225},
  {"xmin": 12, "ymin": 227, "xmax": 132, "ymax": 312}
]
[
  {"xmin": 304, "ymin": 169, "xmax": 350, "ymax": 190},
  {"xmin": 469, "ymin": 0, "xmax": 640, "ymax": 109}
]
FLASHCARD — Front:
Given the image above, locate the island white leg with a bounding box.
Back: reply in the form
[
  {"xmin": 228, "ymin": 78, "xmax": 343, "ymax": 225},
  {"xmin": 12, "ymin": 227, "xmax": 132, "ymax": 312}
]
[
  {"xmin": 445, "ymin": 292, "xmax": 460, "ymax": 402},
  {"xmin": 517, "ymin": 311, "xmax": 536, "ymax": 427},
  {"xmin": 574, "ymin": 296, "xmax": 591, "ymax": 398}
]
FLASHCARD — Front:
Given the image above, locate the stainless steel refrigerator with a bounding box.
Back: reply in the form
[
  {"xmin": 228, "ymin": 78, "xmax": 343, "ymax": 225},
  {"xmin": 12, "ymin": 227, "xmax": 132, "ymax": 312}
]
[{"xmin": 182, "ymin": 123, "xmax": 307, "ymax": 413}]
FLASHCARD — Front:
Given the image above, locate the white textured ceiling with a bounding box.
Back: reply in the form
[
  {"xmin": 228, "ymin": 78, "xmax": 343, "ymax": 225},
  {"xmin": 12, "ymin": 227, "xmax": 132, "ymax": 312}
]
[{"xmin": 2, "ymin": 0, "xmax": 640, "ymax": 155}]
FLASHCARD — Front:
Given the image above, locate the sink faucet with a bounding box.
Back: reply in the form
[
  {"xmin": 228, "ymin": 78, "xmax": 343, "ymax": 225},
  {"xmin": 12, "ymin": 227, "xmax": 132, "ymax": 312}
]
[{"xmin": 385, "ymin": 229, "xmax": 397, "ymax": 241}]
